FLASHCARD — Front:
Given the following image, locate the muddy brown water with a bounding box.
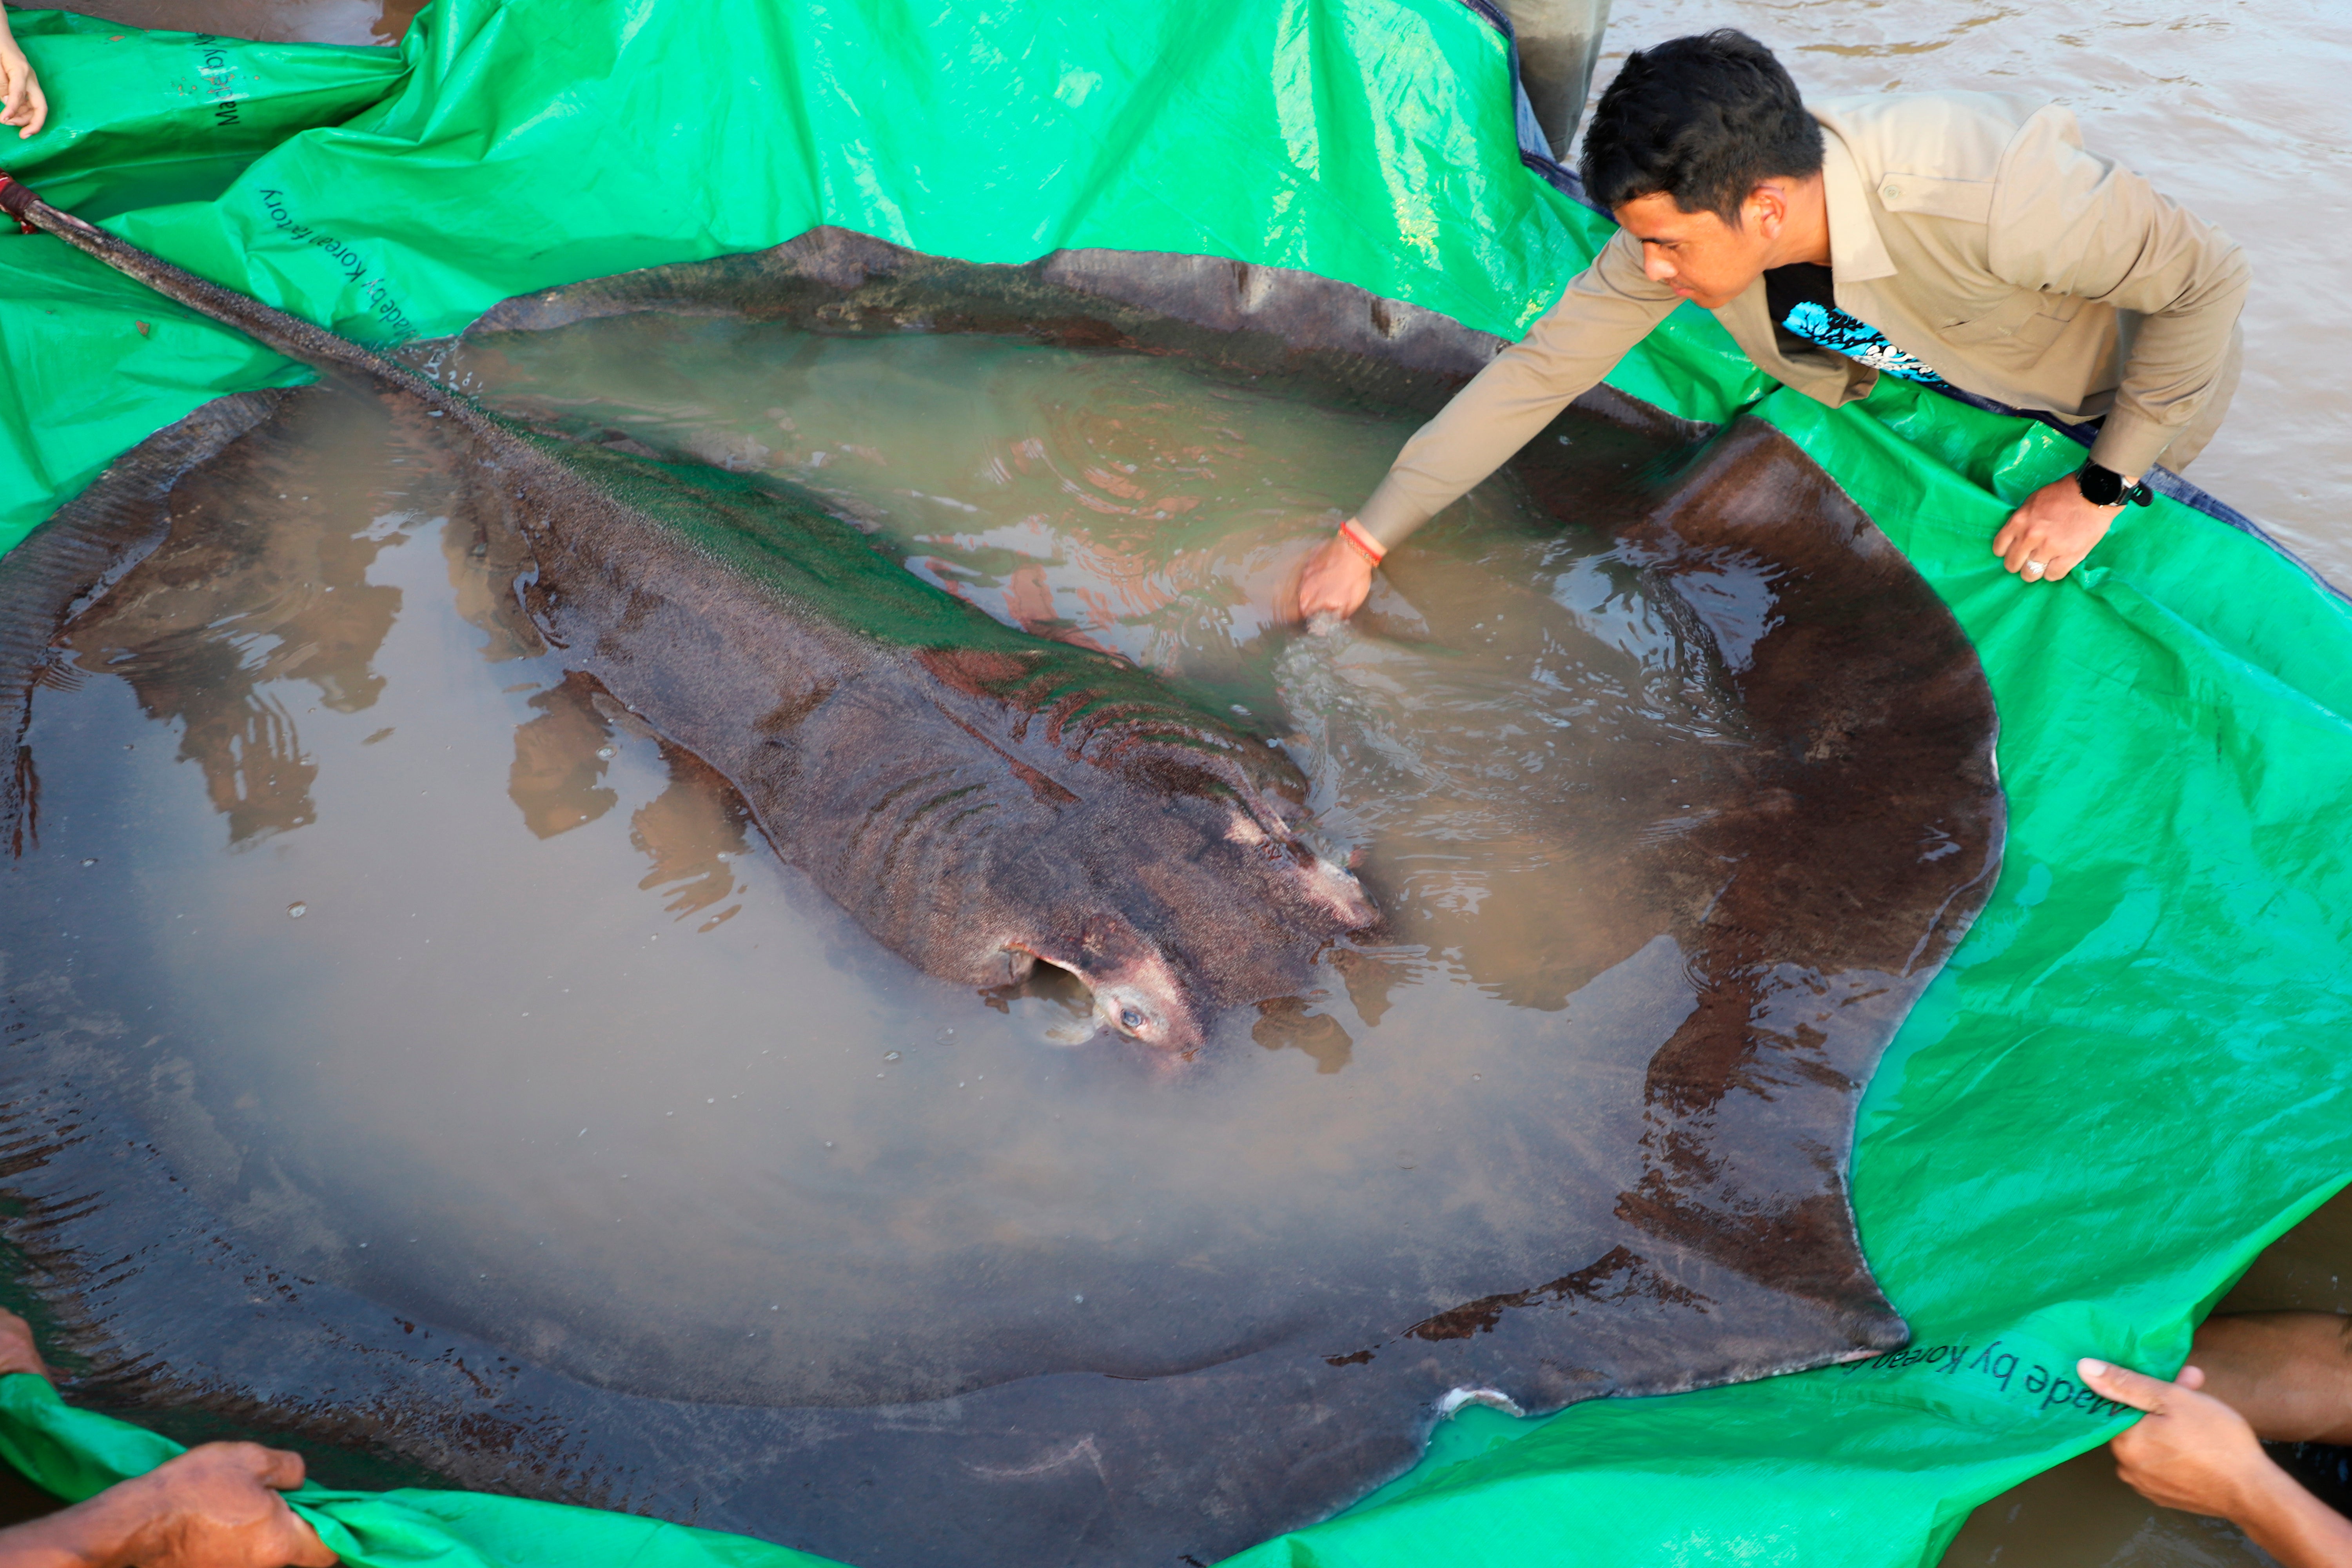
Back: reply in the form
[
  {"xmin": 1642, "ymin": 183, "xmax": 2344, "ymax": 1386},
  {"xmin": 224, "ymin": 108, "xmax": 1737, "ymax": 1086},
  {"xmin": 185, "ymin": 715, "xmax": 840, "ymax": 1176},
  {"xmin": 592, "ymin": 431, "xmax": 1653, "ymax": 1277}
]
[
  {"xmin": 0, "ymin": 243, "xmax": 2000, "ymax": 1563},
  {"xmin": 16, "ymin": 351, "xmax": 1729, "ymax": 1412}
]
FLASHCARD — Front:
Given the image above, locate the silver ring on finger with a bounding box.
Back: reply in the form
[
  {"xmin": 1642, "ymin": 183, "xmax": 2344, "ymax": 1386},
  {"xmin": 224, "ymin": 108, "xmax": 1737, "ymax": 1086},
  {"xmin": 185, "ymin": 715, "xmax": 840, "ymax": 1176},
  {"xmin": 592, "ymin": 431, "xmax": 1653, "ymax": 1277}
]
[{"xmin": 2022, "ymin": 558, "xmax": 2047, "ymax": 580}]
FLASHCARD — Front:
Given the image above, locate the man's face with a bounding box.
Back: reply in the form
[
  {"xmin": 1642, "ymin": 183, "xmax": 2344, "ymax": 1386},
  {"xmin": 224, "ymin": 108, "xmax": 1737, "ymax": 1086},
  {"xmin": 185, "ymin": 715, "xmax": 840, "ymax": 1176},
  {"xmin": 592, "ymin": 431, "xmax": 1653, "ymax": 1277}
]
[{"xmin": 1612, "ymin": 191, "xmax": 1777, "ymax": 311}]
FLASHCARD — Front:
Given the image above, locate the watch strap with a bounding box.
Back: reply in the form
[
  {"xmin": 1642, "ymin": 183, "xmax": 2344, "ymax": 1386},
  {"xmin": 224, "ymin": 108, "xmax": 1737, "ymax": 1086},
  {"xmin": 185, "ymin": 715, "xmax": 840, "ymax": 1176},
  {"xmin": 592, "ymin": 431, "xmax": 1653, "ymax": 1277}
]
[{"xmin": 2077, "ymin": 461, "xmax": 2154, "ymax": 509}]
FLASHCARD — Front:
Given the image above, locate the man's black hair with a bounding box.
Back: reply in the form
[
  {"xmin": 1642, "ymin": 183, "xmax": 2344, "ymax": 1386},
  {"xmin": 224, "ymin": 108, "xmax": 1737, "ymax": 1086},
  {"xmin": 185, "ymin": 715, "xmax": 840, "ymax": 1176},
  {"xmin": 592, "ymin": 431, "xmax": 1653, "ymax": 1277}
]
[{"xmin": 1578, "ymin": 29, "xmax": 1824, "ymax": 223}]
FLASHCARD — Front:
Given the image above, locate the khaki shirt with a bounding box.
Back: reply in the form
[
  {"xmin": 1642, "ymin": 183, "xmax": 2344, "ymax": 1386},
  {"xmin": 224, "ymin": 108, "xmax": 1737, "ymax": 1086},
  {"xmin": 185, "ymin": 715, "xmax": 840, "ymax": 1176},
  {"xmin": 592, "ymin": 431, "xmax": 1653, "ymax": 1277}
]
[{"xmin": 1356, "ymin": 91, "xmax": 2251, "ymax": 549}]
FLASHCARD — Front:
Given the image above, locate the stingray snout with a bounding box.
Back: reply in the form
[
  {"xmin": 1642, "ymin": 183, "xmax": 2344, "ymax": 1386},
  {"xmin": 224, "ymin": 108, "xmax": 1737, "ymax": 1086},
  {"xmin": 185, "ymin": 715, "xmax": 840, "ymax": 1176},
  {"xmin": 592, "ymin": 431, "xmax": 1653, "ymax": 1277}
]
[{"xmin": 1222, "ymin": 806, "xmax": 1377, "ymax": 932}]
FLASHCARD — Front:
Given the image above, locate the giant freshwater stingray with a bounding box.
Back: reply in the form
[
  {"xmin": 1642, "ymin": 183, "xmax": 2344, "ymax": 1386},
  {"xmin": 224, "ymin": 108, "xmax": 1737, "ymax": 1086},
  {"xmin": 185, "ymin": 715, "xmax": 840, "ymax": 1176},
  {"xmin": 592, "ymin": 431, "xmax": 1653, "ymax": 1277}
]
[
  {"xmin": 0, "ymin": 189, "xmax": 2004, "ymax": 1568},
  {"xmin": 0, "ymin": 184, "xmax": 1376, "ymax": 1056}
]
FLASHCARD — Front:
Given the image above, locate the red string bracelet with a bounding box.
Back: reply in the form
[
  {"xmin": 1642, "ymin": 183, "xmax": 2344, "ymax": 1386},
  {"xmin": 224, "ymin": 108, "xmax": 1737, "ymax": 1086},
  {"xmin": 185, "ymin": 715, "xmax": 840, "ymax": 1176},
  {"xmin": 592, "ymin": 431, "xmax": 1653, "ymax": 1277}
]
[{"xmin": 1338, "ymin": 518, "xmax": 1386, "ymax": 566}]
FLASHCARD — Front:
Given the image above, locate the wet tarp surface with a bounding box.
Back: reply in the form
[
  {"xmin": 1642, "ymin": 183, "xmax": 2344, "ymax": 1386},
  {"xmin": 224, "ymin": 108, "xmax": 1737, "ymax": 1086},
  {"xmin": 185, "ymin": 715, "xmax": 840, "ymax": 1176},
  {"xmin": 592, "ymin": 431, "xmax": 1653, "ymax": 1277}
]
[{"xmin": 0, "ymin": 3, "xmax": 2347, "ymax": 1566}]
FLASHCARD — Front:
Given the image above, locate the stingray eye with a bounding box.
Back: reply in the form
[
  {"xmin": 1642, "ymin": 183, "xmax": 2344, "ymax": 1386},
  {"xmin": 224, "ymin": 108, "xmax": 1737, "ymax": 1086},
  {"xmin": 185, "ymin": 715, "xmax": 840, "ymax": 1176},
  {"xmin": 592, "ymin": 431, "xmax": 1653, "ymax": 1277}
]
[{"xmin": 1120, "ymin": 1005, "xmax": 1145, "ymax": 1031}]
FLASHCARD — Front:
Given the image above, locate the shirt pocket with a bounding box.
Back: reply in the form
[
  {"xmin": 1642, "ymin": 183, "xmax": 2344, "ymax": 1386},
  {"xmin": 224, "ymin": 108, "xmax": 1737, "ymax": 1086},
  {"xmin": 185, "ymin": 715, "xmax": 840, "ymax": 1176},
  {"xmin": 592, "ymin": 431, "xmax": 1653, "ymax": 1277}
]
[{"xmin": 1940, "ymin": 291, "xmax": 2083, "ymax": 352}]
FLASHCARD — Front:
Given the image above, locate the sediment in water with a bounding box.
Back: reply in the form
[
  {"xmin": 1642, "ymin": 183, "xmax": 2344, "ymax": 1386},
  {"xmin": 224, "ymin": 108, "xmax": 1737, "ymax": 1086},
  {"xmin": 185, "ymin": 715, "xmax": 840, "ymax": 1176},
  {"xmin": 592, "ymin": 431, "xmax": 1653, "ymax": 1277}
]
[{"xmin": 0, "ymin": 230, "xmax": 2002, "ymax": 1568}]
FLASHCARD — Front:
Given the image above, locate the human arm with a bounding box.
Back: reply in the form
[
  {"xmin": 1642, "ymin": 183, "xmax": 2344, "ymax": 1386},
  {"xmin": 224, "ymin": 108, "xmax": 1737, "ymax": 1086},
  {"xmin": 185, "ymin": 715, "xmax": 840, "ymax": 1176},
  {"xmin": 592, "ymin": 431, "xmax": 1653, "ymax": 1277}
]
[
  {"xmin": 0, "ymin": 1309, "xmax": 333, "ymax": 1568},
  {"xmin": 1982, "ymin": 109, "xmax": 2247, "ymax": 584},
  {"xmin": 1988, "ymin": 107, "xmax": 2249, "ymax": 484},
  {"xmin": 1297, "ymin": 231, "xmax": 1675, "ymax": 621},
  {"xmin": 2079, "ymin": 1356, "xmax": 2352, "ymax": 1568},
  {"xmin": 0, "ymin": 6, "xmax": 49, "ymax": 141},
  {"xmin": 0, "ymin": 1444, "xmax": 338, "ymax": 1568},
  {"xmin": 2186, "ymin": 1312, "xmax": 2352, "ymax": 1446},
  {"xmin": 0, "ymin": 1312, "xmax": 52, "ymax": 1382},
  {"xmin": 1357, "ymin": 229, "xmax": 1676, "ymax": 543}
]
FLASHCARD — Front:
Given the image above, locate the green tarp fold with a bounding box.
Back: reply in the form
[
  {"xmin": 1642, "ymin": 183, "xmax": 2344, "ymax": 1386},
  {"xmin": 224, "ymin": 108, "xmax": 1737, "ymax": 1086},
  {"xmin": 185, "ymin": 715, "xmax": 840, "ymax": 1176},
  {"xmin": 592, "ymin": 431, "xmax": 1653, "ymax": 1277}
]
[{"xmin": 2, "ymin": 3, "xmax": 2347, "ymax": 1564}]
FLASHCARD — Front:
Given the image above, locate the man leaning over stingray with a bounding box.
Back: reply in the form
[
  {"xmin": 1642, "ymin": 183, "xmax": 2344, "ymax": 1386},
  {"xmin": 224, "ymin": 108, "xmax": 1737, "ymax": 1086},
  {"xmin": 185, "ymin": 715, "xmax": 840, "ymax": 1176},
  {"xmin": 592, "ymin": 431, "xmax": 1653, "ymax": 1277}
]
[{"xmin": 1296, "ymin": 27, "xmax": 2248, "ymax": 619}]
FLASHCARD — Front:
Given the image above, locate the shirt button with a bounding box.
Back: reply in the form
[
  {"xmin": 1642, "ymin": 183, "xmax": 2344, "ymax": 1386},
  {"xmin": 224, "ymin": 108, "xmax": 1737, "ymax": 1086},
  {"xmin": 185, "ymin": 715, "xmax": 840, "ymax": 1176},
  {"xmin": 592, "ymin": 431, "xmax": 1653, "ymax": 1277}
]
[{"xmin": 1882, "ymin": 183, "xmax": 1903, "ymax": 200}]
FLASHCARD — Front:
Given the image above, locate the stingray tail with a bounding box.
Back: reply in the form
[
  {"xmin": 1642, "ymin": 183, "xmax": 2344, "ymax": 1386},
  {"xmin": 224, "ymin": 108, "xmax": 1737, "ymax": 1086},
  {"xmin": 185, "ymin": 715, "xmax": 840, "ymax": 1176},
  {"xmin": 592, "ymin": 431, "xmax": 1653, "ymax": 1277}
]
[{"xmin": 1, "ymin": 171, "xmax": 448, "ymax": 410}]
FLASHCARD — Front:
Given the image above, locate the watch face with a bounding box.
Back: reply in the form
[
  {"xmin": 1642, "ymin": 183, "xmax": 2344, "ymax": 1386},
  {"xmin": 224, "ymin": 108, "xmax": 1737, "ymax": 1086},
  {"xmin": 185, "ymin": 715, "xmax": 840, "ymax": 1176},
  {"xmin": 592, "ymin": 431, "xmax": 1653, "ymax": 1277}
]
[{"xmin": 2078, "ymin": 464, "xmax": 2123, "ymax": 506}]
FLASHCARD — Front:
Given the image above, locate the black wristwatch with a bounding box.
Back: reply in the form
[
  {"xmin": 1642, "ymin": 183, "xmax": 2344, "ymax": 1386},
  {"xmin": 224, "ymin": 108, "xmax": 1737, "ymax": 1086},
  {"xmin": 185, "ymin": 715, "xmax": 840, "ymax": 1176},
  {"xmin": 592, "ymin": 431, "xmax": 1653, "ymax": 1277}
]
[{"xmin": 2076, "ymin": 461, "xmax": 2154, "ymax": 509}]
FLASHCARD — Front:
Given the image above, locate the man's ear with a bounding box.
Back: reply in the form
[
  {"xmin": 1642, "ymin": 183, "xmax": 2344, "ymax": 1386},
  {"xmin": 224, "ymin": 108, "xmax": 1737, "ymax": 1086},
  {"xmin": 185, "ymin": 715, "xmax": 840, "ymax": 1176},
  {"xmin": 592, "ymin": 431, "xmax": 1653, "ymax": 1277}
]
[{"xmin": 1747, "ymin": 181, "xmax": 1788, "ymax": 239}]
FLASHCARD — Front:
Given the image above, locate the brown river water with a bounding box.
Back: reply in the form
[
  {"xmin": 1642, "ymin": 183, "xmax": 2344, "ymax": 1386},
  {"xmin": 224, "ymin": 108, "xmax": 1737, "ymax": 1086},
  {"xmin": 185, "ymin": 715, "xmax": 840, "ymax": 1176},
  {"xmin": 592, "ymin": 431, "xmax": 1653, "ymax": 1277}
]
[
  {"xmin": 10, "ymin": 322, "xmax": 1757, "ymax": 1412},
  {"xmin": 11, "ymin": 0, "xmax": 2345, "ymax": 1557}
]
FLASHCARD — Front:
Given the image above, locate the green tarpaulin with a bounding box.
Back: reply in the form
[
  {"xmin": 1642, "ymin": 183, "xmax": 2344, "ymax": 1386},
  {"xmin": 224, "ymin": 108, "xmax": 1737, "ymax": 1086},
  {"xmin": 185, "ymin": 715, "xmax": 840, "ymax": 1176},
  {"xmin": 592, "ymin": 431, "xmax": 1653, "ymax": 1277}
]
[{"xmin": 1, "ymin": 2, "xmax": 2346, "ymax": 1563}]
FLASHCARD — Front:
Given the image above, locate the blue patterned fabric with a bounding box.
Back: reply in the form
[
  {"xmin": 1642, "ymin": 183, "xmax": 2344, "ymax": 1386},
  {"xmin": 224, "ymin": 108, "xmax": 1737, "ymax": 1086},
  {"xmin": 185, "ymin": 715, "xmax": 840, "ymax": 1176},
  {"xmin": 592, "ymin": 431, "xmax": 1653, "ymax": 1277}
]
[{"xmin": 1779, "ymin": 297, "xmax": 1950, "ymax": 388}]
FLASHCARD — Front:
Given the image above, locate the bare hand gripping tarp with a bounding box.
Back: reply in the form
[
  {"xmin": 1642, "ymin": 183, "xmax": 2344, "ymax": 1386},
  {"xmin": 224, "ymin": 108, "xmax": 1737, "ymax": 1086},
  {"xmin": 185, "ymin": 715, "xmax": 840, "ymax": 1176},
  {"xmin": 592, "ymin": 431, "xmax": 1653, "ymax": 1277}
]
[{"xmin": 0, "ymin": 4, "xmax": 2348, "ymax": 1567}]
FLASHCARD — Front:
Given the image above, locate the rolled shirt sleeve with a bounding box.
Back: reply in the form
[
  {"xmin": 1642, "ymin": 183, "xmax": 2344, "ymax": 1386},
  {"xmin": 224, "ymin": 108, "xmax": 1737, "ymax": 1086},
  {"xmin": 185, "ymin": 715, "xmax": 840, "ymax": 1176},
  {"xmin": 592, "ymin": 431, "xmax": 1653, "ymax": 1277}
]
[
  {"xmin": 1988, "ymin": 107, "xmax": 2250, "ymax": 479},
  {"xmin": 1356, "ymin": 227, "xmax": 1679, "ymax": 550}
]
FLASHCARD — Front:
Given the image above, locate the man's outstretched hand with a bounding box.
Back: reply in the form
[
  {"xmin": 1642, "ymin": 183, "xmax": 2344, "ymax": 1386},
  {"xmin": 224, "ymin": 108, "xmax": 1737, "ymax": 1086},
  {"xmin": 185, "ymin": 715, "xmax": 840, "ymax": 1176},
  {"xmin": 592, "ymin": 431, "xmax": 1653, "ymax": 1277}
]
[
  {"xmin": 2080, "ymin": 1356, "xmax": 2352, "ymax": 1568},
  {"xmin": 1993, "ymin": 474, "xmax": 2125, "ymax": 584},
  {"xmin": 1294, "ymin": 530, "xmax": 1375, "ymax": 622}
]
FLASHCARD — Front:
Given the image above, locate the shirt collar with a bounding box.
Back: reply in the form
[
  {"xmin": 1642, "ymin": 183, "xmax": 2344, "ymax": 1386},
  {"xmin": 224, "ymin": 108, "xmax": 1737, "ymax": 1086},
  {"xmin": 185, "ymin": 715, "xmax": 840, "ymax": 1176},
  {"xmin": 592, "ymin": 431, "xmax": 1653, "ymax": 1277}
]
[{"xmin": 1813, "ymin": 111, "xmax": 1896, "ymax": 283}]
